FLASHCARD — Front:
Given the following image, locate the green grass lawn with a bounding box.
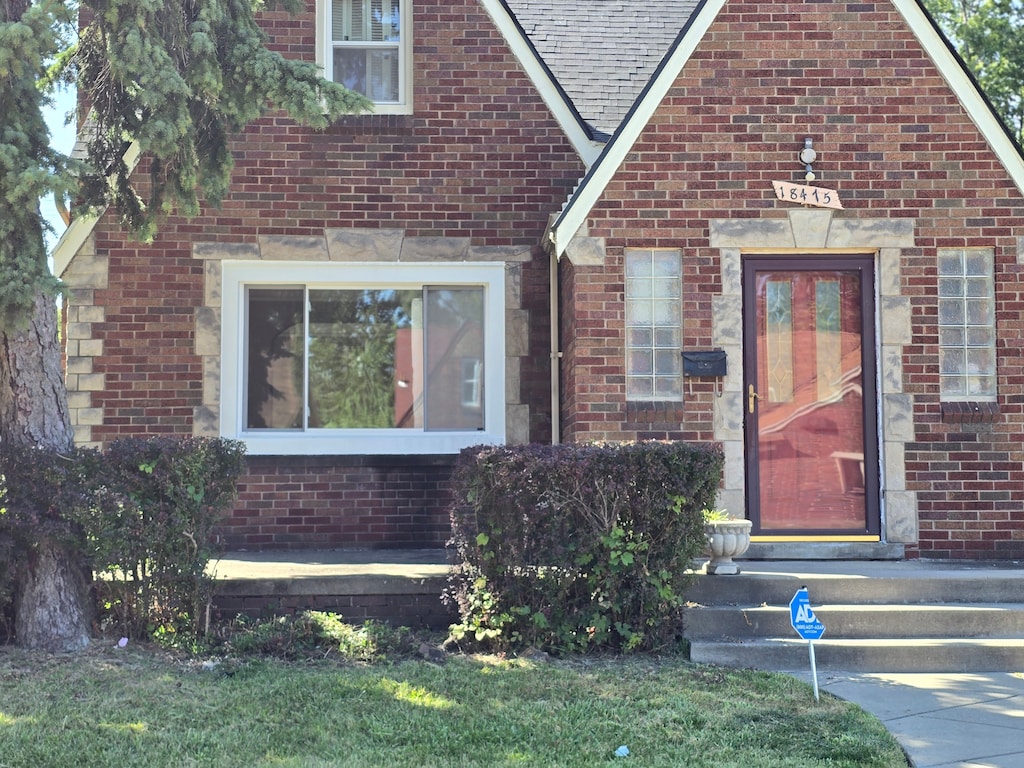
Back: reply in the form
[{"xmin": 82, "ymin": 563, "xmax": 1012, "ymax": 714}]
[{"xmin": 0, "ymin": 644, "xmax": 906, "ymax": 767}]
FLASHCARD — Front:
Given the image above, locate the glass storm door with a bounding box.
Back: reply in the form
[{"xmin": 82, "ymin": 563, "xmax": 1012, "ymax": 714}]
[{"xmin": 743, "ymin": 256, "xmax": 880, "ymax": 537}]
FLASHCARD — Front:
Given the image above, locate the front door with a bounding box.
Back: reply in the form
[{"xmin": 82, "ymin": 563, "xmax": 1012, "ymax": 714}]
[{"xmin": 743, "ymin": 256, "xmax": 880, "ymax": 538}]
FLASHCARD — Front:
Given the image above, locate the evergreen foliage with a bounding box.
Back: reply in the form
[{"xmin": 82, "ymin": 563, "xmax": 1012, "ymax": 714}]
[
  {"xmin": 0, "ymin": 0, "xmax": 75, "ymax": 318},
  {"xmin": 72, "ymin": 0, "xmax": 371, "ymax": 239}
]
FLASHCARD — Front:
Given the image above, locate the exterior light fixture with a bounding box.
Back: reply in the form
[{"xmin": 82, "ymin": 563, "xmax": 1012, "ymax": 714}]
[{"xmin": 799, "ymin": 137, "xmax": 817, "ymax": 182}]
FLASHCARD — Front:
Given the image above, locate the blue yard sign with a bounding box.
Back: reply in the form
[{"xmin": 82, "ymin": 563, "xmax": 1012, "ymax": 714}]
[
  {"xmin": 790, "ymin": 587, "xmax": 825, "ymax": 701},
  {"xmin": 790, "ymin": 587, "xmax": 826, "ymax": 640}
]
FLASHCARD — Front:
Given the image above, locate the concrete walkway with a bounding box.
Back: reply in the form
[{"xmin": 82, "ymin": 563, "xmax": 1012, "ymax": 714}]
[
  {"xmin": 792, "ymin": 671, "xmax": 1024, "ymax": 768},
  {"xmin": 212, "ymin": 552, "xmax": 1024, "ymax": 767}
]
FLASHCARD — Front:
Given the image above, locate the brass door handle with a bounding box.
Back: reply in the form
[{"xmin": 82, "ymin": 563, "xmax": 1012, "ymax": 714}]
[{"xmin": 748, "ymin": 384, "xmax": 760, "ymax": 413}]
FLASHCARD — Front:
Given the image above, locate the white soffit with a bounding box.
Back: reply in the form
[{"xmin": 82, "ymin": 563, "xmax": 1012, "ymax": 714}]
[{"xmin": 52, "ymin": 140, "xmax": 141, "ymax": 278}]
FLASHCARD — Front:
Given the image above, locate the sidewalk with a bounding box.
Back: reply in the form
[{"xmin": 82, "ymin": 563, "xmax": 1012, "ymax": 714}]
[{"xmin": 792, "ymin": 671, "xmax": 1024, "ymax": 768}]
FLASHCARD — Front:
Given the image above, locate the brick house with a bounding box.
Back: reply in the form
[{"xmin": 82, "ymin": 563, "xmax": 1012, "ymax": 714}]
[{"xmin": 54, "ymin": 0, "xmax": 1024, "ymax": 560}]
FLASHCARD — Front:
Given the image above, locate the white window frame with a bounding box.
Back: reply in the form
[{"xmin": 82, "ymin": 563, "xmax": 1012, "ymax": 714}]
[
  {"xmin": 316, "ymin": 0, "xmax": 413, "ymax": 115},
  {"xmin": 221, "ymin": 261, "xmax": 505, "ymax": 455}
]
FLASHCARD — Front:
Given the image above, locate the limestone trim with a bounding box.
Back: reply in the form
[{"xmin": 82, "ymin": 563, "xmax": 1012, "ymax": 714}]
[
  {"xmin": 61, "ymin": 234, "xmax": 108, "ymax": 449},
  {"xmin": 193, "ymin": 229, "xmax": 529, "ymax": 445},
  {"xmin": 709, "ymin": 211, "xmax": 918, "ymax": 545}
]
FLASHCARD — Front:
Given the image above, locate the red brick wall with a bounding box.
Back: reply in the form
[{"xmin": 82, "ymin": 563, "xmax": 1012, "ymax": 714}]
[
  {"xmin": 560, "ymin": 1, "xmax": 1024, "ymax": 558},
  {"xmin": 80, "ymin": 0, "xmax": 583, "ymax": 550},
  {"xmin": 218, "ymin": 456, "xmax": 454, "ymax": 550}
]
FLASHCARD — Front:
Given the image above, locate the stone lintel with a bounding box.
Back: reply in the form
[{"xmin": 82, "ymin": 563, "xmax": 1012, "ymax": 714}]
[
  {"xmin": 325, "ymin": 228, "xmax": 404, "ymax": 262},
  {"xmin": 192, "ymin": 242, "xmax": 260, "ymax": 260},
  {"xmin": 258, "ymin": 235, "xmax": 329, "ymax": 261}
]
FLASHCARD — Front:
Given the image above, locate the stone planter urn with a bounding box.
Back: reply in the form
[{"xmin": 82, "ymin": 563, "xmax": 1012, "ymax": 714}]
[{"xmin": 703, "ymin": 518, "xmax": 752, "ymax": 575}]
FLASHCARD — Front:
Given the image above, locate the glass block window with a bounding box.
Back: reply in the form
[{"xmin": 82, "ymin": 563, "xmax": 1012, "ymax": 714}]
[
  {"xmin": 938, "ymin": 248, "xmax": 996, "ymax": 401},
  {"xmin": 625, "ymin": 249, "xmax": 682, "ymax": 400}
]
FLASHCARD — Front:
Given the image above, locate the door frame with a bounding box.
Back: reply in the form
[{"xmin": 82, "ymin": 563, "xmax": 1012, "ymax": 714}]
[{"xmin": 741, "ymin": 254, "xmax": 882, "ymax": 539}]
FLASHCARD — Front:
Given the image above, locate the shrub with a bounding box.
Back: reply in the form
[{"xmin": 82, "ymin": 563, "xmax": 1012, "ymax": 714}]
[
  {"xmin": 217, "ymin": 611, "xmax": 416, "ymax": 662},
  {"xmin": 85, "ymin": 436, "xmax": 246, "ymax": 641},
  {"xmin": 445, "ymin": 440, "xmax": 724, "ymax": 654}
]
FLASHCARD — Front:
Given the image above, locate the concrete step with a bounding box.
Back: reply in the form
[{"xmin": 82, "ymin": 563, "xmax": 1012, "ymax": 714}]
[
  {"xmin": 685, "ymin": 573, "xmax": 1024, "ymax": 606},
  {"xmin": 689, "ymin": 638, "xmax": 1024, "ymax": 673},
  {"xmin": 684, "ymin": 603, "xmax": 1024, "ymax": 640},
  {"xmin": 683, "ymin": 563, "xmax": 1024, "ymax": 672}
]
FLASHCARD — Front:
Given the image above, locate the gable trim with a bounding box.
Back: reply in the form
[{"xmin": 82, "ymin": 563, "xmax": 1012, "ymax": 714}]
[
  {"xmin": 549, "ymin": 0, "xmax": 1024, "ymax": 259},
  {"xmin": 548, "ymin": 0, "xmax": 725, "ymax": 257},
  {"xmin": 52, "ymin": 140, "xmax": 141, "ymax": 279},
  {"xmin": 480, "ymin": 0, "xmax": 603, "ymax": 165},
  {"xmin": 893, "ymin": 0, "xmax": 1024, "ymax": 192}
]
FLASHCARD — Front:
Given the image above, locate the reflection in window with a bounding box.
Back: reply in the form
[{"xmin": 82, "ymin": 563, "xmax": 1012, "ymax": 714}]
[
  {"xmin": 937, "ymin": 249, "xmax": 996, "ymax": 400},
  {"xmin": 766, "ymin": 280, "xmax": 793, "ymax": 403},
  {"xmin": 329, "ymin": 0, "xmax": 403, "ymax": 104},
  {"xmin": 625, "ymin": 249, "xmax": 682, "ymax": 400},
  {"xmin": 245, "ymin": 285, "xmax": 484, "ymax": 431},
  {"xmin": 816, "ymin": 280, "xmax": 841, "ymax": 400}
]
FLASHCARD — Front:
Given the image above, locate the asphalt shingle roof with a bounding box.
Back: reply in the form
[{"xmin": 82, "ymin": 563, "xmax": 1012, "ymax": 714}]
[{"xmin": 504, "ymin": 0, "xmax": 700, "ymax": 139}]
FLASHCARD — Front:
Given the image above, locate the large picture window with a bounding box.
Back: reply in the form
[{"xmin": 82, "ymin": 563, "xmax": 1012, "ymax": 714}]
[
  {"xmin": 319, "ymin": 0, "xmax": 410, "ymax": 112},
  {"xmin": 222, "ymin": 262, "xmax": 505, "ymax": 455}
]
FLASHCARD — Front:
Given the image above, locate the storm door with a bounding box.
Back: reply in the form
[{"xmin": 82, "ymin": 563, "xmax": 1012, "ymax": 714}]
[{"xmin": 743, "ymin": 256, "xmax": 880, "ymax": 538}]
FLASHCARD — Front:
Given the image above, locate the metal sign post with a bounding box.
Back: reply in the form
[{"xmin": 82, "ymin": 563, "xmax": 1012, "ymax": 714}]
[{"xmin": 789, "ymin": 587, "xmax": 826, "ymax": 702}]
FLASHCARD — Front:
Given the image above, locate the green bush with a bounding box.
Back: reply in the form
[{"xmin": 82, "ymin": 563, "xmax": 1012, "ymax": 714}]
[
  {"xmin": 0, "ymin": 436, "xmax": 246, "ymax": 645},
  {"xmin": 445, "ymin": 441, "xmax": 724, "ymax": 654},
  {"xmin": 218, "ymin": 611, "xmax": 416, "ymax": 662},
  {"xmin": 86, "ymin": 436, "xmax": 246, "ymax": 641}
]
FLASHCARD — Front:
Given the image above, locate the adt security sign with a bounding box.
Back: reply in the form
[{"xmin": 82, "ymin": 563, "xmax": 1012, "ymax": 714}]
[
  {"xmin": 790, "ymin": 588, "xmax": 825, "ymax": 641},
  {"xmin": 790, "ymin": 588, "xmax": 826, "ymax": 701}
]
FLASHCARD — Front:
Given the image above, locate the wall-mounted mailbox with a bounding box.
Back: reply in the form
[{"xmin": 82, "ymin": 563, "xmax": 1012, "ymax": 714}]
[{"xmin": 682, "ymin": 349, "xmax": 727, "ymax": 377}]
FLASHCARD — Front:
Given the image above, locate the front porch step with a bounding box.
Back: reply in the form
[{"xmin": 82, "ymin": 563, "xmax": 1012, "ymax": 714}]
[
  {"xmin": 685, "ymin": 603, "xmax": 1024, "ymax": 640},
  {"xmin": 689, "ymin": 638, "xmax": 1024, "ymax": 673},
  {"xmin": 682, "ymin": 563, "xmax": 1024, "ymax": 673}
]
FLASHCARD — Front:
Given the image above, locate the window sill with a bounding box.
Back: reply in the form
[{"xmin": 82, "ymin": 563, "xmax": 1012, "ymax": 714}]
[
  {"xmin": 626, "ymin": 401, "xmax": 685, "ymax": 424},
  {"xmin": 940, "ymin": 401, "xmax": 1000, "ymax": 424}
]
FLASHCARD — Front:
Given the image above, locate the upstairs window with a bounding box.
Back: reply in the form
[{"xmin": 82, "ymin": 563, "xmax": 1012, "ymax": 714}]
[
  {"xmin": 938, "ymin": 248, "xmax": 996, "ymax": 401},
  {"xmin": 320, "ymin": 0, "xmax": 411, "ymax": 113}
]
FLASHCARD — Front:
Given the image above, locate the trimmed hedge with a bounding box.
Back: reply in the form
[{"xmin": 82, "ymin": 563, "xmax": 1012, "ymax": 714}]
[
  {"xmin": 445, "ymin": 441, "xmax": 724, "ymax": 653},
  {"xmin": 86, "ymin": 436, "xmax": 246, "ymax": 640},
  {"xmin": 0, "ymin": 436, "xmax": 246, "ymax": 644}
]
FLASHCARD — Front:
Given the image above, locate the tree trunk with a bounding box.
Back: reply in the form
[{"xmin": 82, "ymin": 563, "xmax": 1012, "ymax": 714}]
[
  {"xmin": 1, "ymin": 293, "xmax": 91, "ymax": 651},
  {"xmin": 14, "ymin": 539, "xmax": 91, "ymax": 652}
]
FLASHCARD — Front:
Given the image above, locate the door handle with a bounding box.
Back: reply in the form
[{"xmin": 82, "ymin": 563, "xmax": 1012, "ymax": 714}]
[{"xmin": 748, "ymin": 384, "xmax": 760, "ymax": 413}]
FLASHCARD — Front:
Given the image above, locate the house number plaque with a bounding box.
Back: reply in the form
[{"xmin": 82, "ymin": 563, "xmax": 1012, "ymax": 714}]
[{"xmin": 772, "ymin": 181, "xmax": 844, "ymax": 210}]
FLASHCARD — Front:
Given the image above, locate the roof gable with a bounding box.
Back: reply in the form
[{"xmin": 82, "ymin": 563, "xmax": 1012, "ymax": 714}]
[
  {"xmin": 503, "ymin": 0, "xmax": 700, "ymax": 140},
  {"xmin": 548, "ymin": 0, "xmax": 1024, "ymax": 257}
]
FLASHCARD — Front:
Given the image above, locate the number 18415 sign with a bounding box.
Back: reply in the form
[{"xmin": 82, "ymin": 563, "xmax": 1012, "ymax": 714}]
[{"xmin": 772, "ymin": 180, "xmax": 843, "ymax": 210}]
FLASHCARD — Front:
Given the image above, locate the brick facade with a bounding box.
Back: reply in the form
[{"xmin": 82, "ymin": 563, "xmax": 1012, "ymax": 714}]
[
  {"xmin": 558, "ymin": 1, "xmax": 1024, "ymax": 559},
  {"xmin": 65, "ymin": 0, "xmax": 582, "ymax": 550},
  {"xmin": 61, "ymin": 0, "xmax": 1024, "ymax": 560}
]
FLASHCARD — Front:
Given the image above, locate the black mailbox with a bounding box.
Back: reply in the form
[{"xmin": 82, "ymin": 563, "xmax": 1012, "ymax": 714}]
[{"xmin": 682, "ymin": 349, "xmax": 727, "ymax": 377}]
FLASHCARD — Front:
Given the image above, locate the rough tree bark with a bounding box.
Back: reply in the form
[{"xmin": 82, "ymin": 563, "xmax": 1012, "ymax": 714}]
[{"xmin": 1, "ymin": 293, "xmax": 91, "ymax": 652}]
